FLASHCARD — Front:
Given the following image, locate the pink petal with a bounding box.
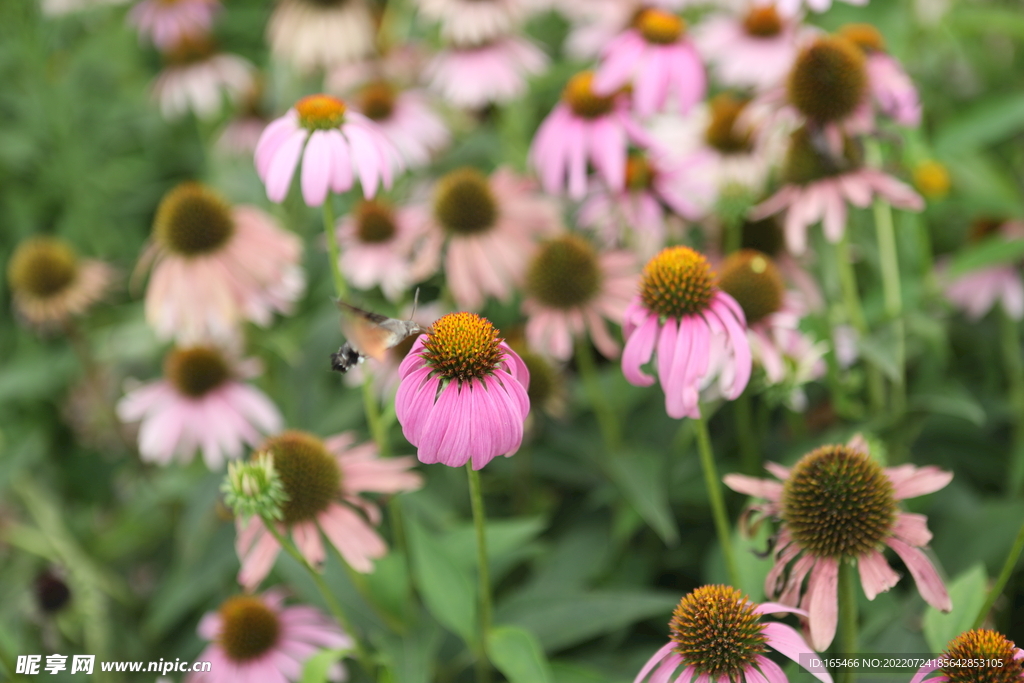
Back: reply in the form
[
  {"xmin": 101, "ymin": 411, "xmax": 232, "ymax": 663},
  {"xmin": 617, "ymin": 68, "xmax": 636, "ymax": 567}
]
[
  {"xmin": 909, "ymin": 664, "xmax": 944, "ymax": 683},
  {"xmin": 804, "ymin": 557, "xmax": 839, "ymax": 651},
  {"xmin": 762, "ymin": 622, "xmax": 832, "ymax": 683},
  {"xmin": 342, "ymin": 123, "xmax": 383, "ymax": 199},
  {"xmin": 886, "ymin": 465, "xmax": 953, "ymax": 499},
  {"xmin": 857, "ymin": 549, "xmax": 900, "ymax": 599},
  {"xmin": 886, "ymin": 537, "xmax": 951, "ymax": 612},
  {"xmin": 300, "ymin": 129, "xmax": 331, "ymax": 206},
  {"xmin": 892, "ymin": 512, "xmax": 933, "ymax": 546},
  {"xmin": 415, "ymin": 380, "xmax": 462, "ymax": 466},
  {"xmin": 753, "ymin": 655, "xmax": 789, "ymax": 683},
  {"xmin": 324, "ymin": 129, "xmax": 354, "ymax": 194},
  {"xmin": 723, "ymin": 474, "xmax": 783, "ymax": 500},
  {"xmin": 635, "ymin": 642, "xmax": 676, "ymax": 683},
  {"xmin": 265, "ymin": 128, "xmax": 309, "ymax": 203},
  {"xmin": 623, "ymin": 313, "xmax": 659, "ymax": 387}
]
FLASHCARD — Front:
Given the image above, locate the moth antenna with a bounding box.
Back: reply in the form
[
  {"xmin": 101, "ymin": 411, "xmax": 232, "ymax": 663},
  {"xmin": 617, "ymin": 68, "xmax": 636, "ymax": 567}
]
[{"xmin": 411, "ymin": 287, "xmax": 421, "ymax": 319}]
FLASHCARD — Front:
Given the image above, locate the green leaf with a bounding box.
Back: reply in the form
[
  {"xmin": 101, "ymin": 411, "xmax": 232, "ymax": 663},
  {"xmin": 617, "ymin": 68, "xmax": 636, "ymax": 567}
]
[
  {"xmin": 935, "ymin": 92, "xmax": 1024, "ymax": 155},
  {"xmin": 908, "ymin": 393, "xmax": 986, "ymax": 427},
  {"xmin": 497, "ymin": 591, "xmax": 677, "ymax": 652},
  {"xmin": 947, "ymin": 238, "xmax": 1024, "ymax": 278},
  {"xmin": 442, "ymin": 517, "xmax": 546, "ymax": 580},
  {"xmin": 301, "ymin": 649, "xmax": 347, "ymax": 683},
  {"xmin": 406, "ymin": 517, "xmax": 476, "ymax": 643},
  {"xmin": 857, "ymin": 330, "xmax": 902, "ymax": 383},
  {"xmin": 375, "ymin": 612, "xmax": 444, "ymax": 683},
  {"xmin": 923, "ymin": 564, "xmax": 987, "ymax": 654},
  {"xmin": 605, "ymin": 446, "xmax": 679, "ymax": 544},
  {"xmin": 487, "ymin": 625, "xmax": 553, "ymax": 683}
]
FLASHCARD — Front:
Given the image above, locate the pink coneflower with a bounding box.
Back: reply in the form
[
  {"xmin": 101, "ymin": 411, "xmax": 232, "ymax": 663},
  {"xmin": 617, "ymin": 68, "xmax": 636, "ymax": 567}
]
[
  {"xmin": 254, "ymin": 94, "xmax": 401, "ymax": 206},
  {"xmin": 7, "ymin": 236, "xmax": 113, "ymax": 329},
  {"xmin": 116, "ymin": 345, "xmax": 283, "ymax": 469},
  {"xmin": 592, "ymin": 8, "xmax": 705, "ymax": 118},
  {"xmin": 716, "ymin": 250, "xmax": 826, "ymax": 410},
  {"xmin": 187, "ymin": 590, "xmax": 351, "ymax": 683},
  {"xmin": 835, "ymin": 24, "xmax": 921, "ymax": 128},
  {"xmin": 911, "ymin": 629, "xmax": 1024, "ymax": 683},
  {"xmin": 413, "ymin": 0, "xmax": 536, "ymax": 44},
  {"xmin": 425, "ymin": 36, "xmax": 548, "ymax": 110},
  {"xmin": 621, "ymin": 246, "xmax": 752, "ymax": 419},
  {"xmin": 750, "ymin": 126, "xmax": 924, "ymax": 254},
  {"xmin": 137, "ymin": 182, "xmax": 304, "ymax": 343},
  {"xmin": 531, "ymin": 71, "xmax": 652, "ymax": 200},
  {"xmin": 151, "ymin": 39, "xmax": 255, "ymax": 121},
  {"xmin": 786, "ymin": 35, "xmax": 869, "ymax": 128},
  {"xmin": 267, "ymin": 0, "xmax": 376, "ymax": 72},
  {"xmin": 578, "ymin": 148, "xmax": 712, "ymax": 258},
  {"xmin": 423, "ymin": 166, "xmax": 560, "ymax": 310},
  {"xmin": 943, "ymin": 218, "xmax": 1024, "ymax": 321},
  {"xmin": 336, "ymin": 198, "xmax": 440, "ymax": 301},
  {"xmin": 236, "ymin": 431, "xmax": 423, "ymax": 589},
  {"xmin": 773, "ymin": 0, "xmax": 867, "ymax": 14},
  {"xmin": 696, "ymin": 4, "xmax": 809, "ymax": 91},
  {"xmin": 129, "ymin": 0, "xmax": 220, "ymax": 50},
  {"xmin": 350, "ymin": 82, "xmax": 450, "ymax": 169},
  {"xmin": 395, "ymin": 312, "xmax": 530, "ymax": 470},
  {"xmin": 216, "ymin": 80, "xmax": 270, "ymax": 156},
  {"xmin": 521, "ymin": 234, "xmax": 637, "ymax": 361},
  {"xmin": 635, "ymin": 585, "xmax": 832, "ymax": 683},
  {"xmin": 724, "ymin": 438, "xmax": 952, "ymax": 651}
]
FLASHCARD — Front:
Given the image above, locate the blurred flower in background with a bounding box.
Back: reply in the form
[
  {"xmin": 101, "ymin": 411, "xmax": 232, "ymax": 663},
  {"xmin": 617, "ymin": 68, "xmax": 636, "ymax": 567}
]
[
  {"xmin": 425, "ymin": 36, "xmax": 548, "ymax": 110},
  {"xmin": 129, "ymin": 0, "xmax": 221, "ymax": 50},
  {"xmin": 943, "ymin": 218, "xmax": 1024, "ymax": 321},
  {"xmin": 267, "ymin": 0, "xmax": 377, "ymax": 72},
  {"xmin": 151, "ymin": 37, "xmax": 255, "ymax": 121}
]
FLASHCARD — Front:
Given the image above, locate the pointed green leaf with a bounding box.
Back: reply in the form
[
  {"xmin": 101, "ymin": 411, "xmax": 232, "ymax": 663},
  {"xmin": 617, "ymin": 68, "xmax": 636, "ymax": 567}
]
[
  {"xmin": 406, "ymin": 517, "xmax": 476, "ymax": 643},
  {"xmin": 923, "ymin": 564, "xmax": 987, "ymax": 654},
  {"xmin": 488, "ymin": 625, "xmax": 553, "ymax": 683}
]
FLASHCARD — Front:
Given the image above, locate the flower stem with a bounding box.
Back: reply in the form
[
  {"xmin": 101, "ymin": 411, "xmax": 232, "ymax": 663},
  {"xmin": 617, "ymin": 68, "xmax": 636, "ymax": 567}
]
[
  {"xmin": 694, "ymin": 412, "xmax": 740, "ymax": 588},
  {"xmin": 872, "ymin": 191, "xmax": 907, "ymax": 416},
  {"xmin": 575, "ymin": 338, "xmax": 622, "ymax": 454},
  {"xmin": 834, "ymin": 234, "xmax": 884, "ymax": 413},
  {"xmin": 322, "ymin": 195, "xmax": 348, "ymax": 299},
  {"xmin": 362, "ymin": 371, "xmax": 390, "ymax": 457},
  {"xmin": 838, "ymin": 560, "xmax": 858, "ymax": 683},
  {"xmin": 466, "ymin": 464, "xmax": 492, "ymax": 683},
  {"xmin": 1000, "ymin": 309, "xmax": 1024, "ymax": 496},
  {"xmin": 734, "ymin": 390, "xmax": 760, "ymax": 475},
  {"xmin": 264, "ymin": 523, "xmax": 374, "ymax": 677},
  {"xmin": 973, "ymin": 518, "xmax": 1024, "ymax": 629}
]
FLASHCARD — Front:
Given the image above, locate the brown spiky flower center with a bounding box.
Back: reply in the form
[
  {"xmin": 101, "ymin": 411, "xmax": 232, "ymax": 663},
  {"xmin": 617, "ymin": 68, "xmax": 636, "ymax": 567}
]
[
  {"xmin": 434, "ymin": 168, "xmax": 498, "ymax": 236},
  {"xmin": 716, "ymin": 250, "xmax": 784, "ymax": 325},
  {"xmin": 788, "ymin": 36, "xmax": 867, "ymax": 124},
  {"xmin": 941, "ymin": 630, "xmax": 1024, "ymax": 683},
  {"xmin": 626, "ymin": 153, "xmax": 655, "ymax": 190},
  {"xmin": 355, "ymin": 200, "xmax": 397, "ymax": 243},
  {"xmin": 164, "ymin": 346, "xmax": 231, "ymax": 398},
  {"xmin": 218, "ymin": 596, "xmax": 281, "ymax": 662},
  {"xmin": 526, "ymin": 235, "xmax": 603, "ymax": 310},
  {"xmin": 563, "ymin": 72, "xmax": 616, "ymax": 119},
  {"xmin": 154, "ymin": 182, "xmax": 235, "ymax": 256},
  {"xmin": 781, "ymin": 445, "xmax": 897, "ymax": 559},
  {"xmin": 8, "ymin": 238, "xmax": 79, "ymax": 299},
  {"xmin": 421, "ymin": 312, "xmax": 506, "ymax": 383},
  {"xmin": 640, "ymin": 247, "xmax": 715, "ymax": 319},
  {"xmin": 636, "ymin": 8, "xmax": 684, "ymax": 45},
  {"xmin": 743, "ymin": 6, "xmax": 783, "ymax": 38},
  {"xmin": 262, "ymin": 431, "xmax": 341, "ymax": 525},
  {"xmin": 164, "ymin": 36, "xmax": 216, "ymax": 65},
  {"xmin": 838, "ymin": 23, "xmax": 886, "ymax": 53},
  {"xmin": 706, "ymin": 94, "xmax": 753, "ymax": 155},
  {"xmin": 359, "ymin": 81, "xmax": 396, "ymax": 121},
  {"xmin": 295, "ymin": 94, "xmax": 347, "ymax": 130},
  {"xmin": 669, "ymin": 585, "xmax": 768, "ymax": 679}
]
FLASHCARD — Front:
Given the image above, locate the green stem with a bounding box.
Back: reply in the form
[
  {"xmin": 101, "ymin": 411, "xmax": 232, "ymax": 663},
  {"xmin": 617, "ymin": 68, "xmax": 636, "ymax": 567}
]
[
  {"xmin": 263, "ymin": 523, "xmax": 374, "ymax": 677},
  {"xmin": 466, "ymin": 465, "xmax": 492, "ymax": 683},
  {"xmin": 1001, "ymin": 310, "xmax": 1024, "ymax": 496},
  {"xmin": 575, "ymin": 338, "xmax": 622, "ymax": 454},
  {"xmin": 724, "ymin": 214, "xmax": 742, "ymax": 255},
  {"xmin": 835, "ymin": 234, "xmax": 885, "ymax": 413},
  {"xmin": 694, "ymin": 412, "xmax": 740, "ymax": 588},
  {"xmin": 838, "ymin": 560, "xmax": 859, "ymax": 683},
  {"xmin": 973, "ymin": 518, "xmax": 1024, "ymax": 628},
  {"xmin": 362, "ymin": 371, "xmax": 389, "ymax": 457},
  {"xmin": 0, "ymin": 638, "xmax": 19, "ymax": 681},
  {"xmin": 735, "ymin": 391, "xmax": 760, "ymax": 475},
  {"xmin": 871, "ymin": 186, "xmax": 907, "ymax": 415},
  {"xmin": 322, "ymin": 196, "xmax": 348, "ymax": 299}
]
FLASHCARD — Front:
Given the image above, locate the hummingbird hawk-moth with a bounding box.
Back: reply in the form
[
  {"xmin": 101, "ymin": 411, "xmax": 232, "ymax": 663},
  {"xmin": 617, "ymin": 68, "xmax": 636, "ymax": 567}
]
[{"xmin": 329, "ymin": 300, "xmax": 431, "ymax": 374}]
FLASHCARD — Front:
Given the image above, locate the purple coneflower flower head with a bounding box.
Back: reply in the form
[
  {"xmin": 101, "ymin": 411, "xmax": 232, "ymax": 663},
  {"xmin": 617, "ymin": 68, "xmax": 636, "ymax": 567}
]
[
  {"xmin": 839, "ymin": 24, "xmax": 921, "ymax": 128},
  {"xmin": 773, "ymin": 0, "xmax": 868, "ymax": 14},
  {"xmin": 724, "ymin": 438, "xmax": 953, "ymax": 651},
  {"xmin": 911, "ymin": 629, "xmax": 1024, "ymax": 683},
  {"xmin": 425, "ymin": 37, "xmax": 548, "ymax": 110},
  {"xmin": 138, "ymin": 182, "xmax": 304, "ymax": 343},
  {"xmin": 593, "ymin": 7, "xmax": 706, "ymax": 118},
  {"xmin": 235, "ymin": 431, "xmax": 423, "ymax": 589},
  {"xmin": 116, "ymin": 345, "xmax": 283, "ymax": 469},
  {"xmin": 521, "ymin": 234, "xmax": 637, "ymax": 361},
  {"xmin": 129, "ymin": 0, "xmax": 220, "ymax": 51},
  {"xmin": 255, "ymin": 93, "xmax": 402, "ymax": 206},
  {"xmin": 531, "ymin": 71, "xmax": 652, "ymax": 200},
  {"xmin": 943, "ymin": 218, "xmax": 1024, "ymax": 321},
  {"xmin": 350, "ymin": 82, "xmax": 451, "ymax": 169},
  {"xmin": 787, "ymin": 35, "xmax": 868, "ymax": 128},
  {"xmin": 151, "ymin": 38, "xmax": 255, "ymax": 121},
  {"xmin": 336, "ymin": 198, "xmax": 440, "ymax": 302},
  {"xmin": 621, "ymin": 246, "xmax": 752, "ymax": 419},
  {"xmin": 187, "ymin": 590, "xmax": 351, "ymax": 683},
  {"xmin": 636, "ymin": 584, "xmax": 833, "ymax": 683},
  {"xmin": 750, "ymin": 125, "xmax": 923, "ymax": 254},
  {"xmin": 7, "ymin": 237, "xmax": 113, "ymax": 330},
  {"xmin": 423, "ymin": 167, "xmax": 560, "ymax": 310},
  {"xmin": 267, "ymin": 0, "xmax": 376, "ymax": 72},
  {"xmin": 396, "ymin": 312, "xmax": 530, "ymax": 470}
]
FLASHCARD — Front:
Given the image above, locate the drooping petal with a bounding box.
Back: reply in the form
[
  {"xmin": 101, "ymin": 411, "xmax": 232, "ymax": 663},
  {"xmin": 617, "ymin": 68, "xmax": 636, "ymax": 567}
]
[
  {"xmin": 634, "ymin": 642, "xmax": 676, "ymax": 683},
  {"xmin": 857, "ymin": 549, "xmax": 900, "ymax": 599},
  {"xmin": 886, "ymin": 464, "xmax": 953, "ymax": 499},
  {"xmin": 762, "ymin": 622, "xmax": 833, "ymax": 683},
  {"xmin": 886, "ymin": 537, "xmax": 952, "ymax": 612},
  {"xmin": 804, "ymin": 558, "xmax": 839, "ymax": 651},
  {"xmin": 623, "ymin": 313, "xmax": 660, "ymax": 387}
]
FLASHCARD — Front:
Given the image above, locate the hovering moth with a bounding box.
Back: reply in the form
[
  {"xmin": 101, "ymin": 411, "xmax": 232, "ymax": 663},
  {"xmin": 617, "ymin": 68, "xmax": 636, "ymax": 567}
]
[{"xmin": 330, "ymin": 300, "xmax": 431, "ymax": 374}]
